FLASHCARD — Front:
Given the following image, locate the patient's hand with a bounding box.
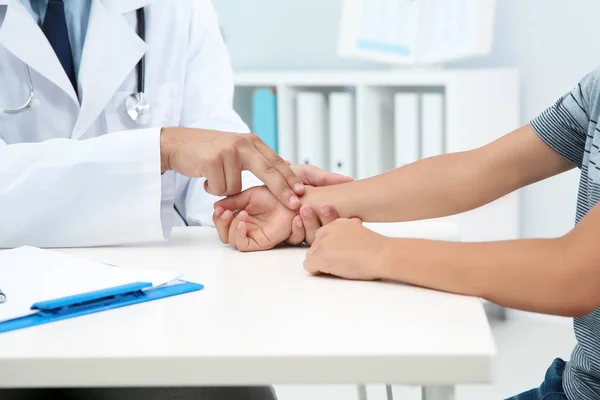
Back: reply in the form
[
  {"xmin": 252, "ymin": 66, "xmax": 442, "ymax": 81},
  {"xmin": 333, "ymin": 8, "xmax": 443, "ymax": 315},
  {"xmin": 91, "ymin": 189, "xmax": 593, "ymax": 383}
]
[{"xmin": 213, "ymin": 186, "xmax": 296, "ymax": 251}]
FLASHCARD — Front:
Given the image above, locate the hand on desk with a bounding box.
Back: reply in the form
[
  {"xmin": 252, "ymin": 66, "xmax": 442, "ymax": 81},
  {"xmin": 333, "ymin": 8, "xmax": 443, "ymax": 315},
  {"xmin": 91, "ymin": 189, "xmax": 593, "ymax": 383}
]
[
  {"xmin": 213, "ymin": 185, "xmax": 296, "ymax": 251},
  {"xmin": 213, "ymin": 165, "xmax": 352, "ymax": 251},
  {"xmin": 304, "ymin": 219, "xmax": 385, "ymax": 281}
]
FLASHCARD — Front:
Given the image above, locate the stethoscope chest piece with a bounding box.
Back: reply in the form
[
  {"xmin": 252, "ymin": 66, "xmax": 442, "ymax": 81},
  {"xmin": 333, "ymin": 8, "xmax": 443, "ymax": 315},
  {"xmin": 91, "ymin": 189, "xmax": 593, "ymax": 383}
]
[
  {"xmin": 125, "ymin": 92, "xmax": 152, "ymax": 126},
  {"xmin": 1, "ymin": 7, "xmax": 151, "ymax": 121}
]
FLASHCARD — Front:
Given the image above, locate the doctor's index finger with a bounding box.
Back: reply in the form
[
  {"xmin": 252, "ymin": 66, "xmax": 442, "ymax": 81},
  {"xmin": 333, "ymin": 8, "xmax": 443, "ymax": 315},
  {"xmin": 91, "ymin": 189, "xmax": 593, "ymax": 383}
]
[{"xmin": 242, "ymin": 137, "xmax": 304, "ymax": 209}]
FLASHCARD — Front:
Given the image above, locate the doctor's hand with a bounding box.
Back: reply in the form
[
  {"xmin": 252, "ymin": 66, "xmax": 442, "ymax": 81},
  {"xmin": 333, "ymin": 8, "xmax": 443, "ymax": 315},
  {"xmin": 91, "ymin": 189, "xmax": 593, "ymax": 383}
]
[
  {"xmin": 304, "ymin": 219, "xmax": 386, "ymax": 281},
  {"xmin": 160, "ymin": 128, "xmax": 305, "ymax": 210}
]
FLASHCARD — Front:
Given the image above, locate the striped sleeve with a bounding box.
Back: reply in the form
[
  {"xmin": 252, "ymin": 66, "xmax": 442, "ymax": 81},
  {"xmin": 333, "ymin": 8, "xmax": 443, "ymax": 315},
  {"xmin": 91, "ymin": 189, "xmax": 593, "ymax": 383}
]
[{"xmin": 530, "ymin": 72, "xmax": 596, "ymax": 168}]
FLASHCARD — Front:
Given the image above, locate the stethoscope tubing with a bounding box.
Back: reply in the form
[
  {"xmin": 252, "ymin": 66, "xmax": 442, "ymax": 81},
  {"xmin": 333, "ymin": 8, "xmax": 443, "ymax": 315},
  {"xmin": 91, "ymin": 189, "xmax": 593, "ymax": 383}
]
[{"xmin": 1, "ymin": 7, "xmax": 147, "ymax": 117}]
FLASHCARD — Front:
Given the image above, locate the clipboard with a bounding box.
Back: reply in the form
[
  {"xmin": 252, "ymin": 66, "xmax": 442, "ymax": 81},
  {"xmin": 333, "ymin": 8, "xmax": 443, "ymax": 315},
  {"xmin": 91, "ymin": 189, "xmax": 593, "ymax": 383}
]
[{"xmin": 0, "ymin": 247, "xmax": 204, "ymax": 334}]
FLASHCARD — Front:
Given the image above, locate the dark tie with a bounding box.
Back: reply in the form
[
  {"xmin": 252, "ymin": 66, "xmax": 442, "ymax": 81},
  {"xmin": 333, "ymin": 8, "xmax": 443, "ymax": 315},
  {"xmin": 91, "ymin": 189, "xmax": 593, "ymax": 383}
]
[{"xmin": 42, "ymin": 0, "xmax": 77, "ymax": 93}]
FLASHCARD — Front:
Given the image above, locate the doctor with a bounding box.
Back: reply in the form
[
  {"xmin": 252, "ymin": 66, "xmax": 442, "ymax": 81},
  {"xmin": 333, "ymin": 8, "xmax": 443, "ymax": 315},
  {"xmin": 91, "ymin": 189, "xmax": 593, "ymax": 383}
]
[
  {"xmin": 0, "ymin": 0, "xmax": 349, "ymax": 249},
  {"xmin": 0, "ymin": 0, "xmax": 349, "ymax": 399}
]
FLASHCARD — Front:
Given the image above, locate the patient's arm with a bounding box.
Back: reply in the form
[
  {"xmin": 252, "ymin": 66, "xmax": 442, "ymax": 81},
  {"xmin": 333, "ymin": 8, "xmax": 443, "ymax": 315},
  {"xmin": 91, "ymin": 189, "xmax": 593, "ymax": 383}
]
[
  {"xmin": 299, "ymin": 124, "xmax": 573, "ymax": 222},
  {"xmin": 214, "ymin": 124, "xmax": 572, "ymax": 251}
]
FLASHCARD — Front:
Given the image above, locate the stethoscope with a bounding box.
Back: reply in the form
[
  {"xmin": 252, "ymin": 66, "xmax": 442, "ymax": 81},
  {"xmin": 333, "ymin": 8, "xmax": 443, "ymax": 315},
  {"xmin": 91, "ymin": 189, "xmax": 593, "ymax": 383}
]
[
  {"xmin": 0, "ymin": 8, "xmax": 152, "ymax": 126},
  {"xmin": 2, "ymin": 7, "xmax": 189, "ymax": 226}
]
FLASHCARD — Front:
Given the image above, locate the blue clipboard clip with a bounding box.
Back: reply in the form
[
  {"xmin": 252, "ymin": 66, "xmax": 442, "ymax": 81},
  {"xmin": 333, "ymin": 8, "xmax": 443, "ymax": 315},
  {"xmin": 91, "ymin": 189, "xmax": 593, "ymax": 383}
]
[
  {"xmin": 32, "ymin": 282, "xmax": 154, "ymax": 316},
  {"xmin": 0, "ymin": 281, "xmax": 203, "ymax": 334}
]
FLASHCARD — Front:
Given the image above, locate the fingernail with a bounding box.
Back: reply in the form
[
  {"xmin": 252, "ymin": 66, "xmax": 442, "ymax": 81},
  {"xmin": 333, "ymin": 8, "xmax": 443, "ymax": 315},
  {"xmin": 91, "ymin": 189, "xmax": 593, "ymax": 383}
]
[
  {"xmin": 214, "ymin": 208, "xmax": 223, "ymax": 217},
  {"xmin": 237, "ymin": 221, "xmax": 243, "ymax": 230},
  {"xmin": 289, "ymin": 195, "xmax": 300, "ymax": 206},
  {"xmin": 294, "ymin": 183, "xmax": 304, "ymax": 192},
  {"xmin": 220, "ymin": 211, "xmax": 229, "ymax": 220},
  {"xmin": 296, "ymin": 219, "xmax": 303, "ymax": 228},
  {"xmin": 321, "ymin": 206, "xmax": 331, "ymax": 217},
  {"xmin": 302, "ymin": 207, "xmax": 313, "ymax": 218}
]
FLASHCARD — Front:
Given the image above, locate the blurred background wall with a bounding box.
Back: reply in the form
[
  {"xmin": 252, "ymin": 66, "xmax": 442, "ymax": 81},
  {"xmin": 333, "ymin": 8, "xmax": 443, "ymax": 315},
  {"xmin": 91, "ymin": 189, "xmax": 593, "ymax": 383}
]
[{"xmin": 214, "ymin": 0, "xmax": 600, "ymax": 240}]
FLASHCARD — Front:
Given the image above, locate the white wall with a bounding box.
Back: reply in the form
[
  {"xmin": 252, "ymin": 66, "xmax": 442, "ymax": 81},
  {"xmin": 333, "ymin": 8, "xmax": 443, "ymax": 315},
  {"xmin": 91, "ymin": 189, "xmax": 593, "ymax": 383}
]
[{"xmin": 214, "ymin": 0, "xmax": 600, "ymax": 239}]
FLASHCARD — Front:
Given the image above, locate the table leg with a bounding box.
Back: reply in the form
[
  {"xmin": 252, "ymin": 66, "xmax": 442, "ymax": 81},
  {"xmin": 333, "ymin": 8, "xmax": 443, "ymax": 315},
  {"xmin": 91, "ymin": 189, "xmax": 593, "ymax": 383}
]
[
  {"xmin": 385, "ymin": 384, "xmax": 394, "ymax": 400},
  {"xmin": 484, "ymin": 301, "xmax": 508, "ymax": 321},
  {"xmin": 421, "ymin": 385, "xmax": 455, "ymax": 400},
  {"xmin": 357, "ymin": 384, "xmax": 368, "ymax": 400}
]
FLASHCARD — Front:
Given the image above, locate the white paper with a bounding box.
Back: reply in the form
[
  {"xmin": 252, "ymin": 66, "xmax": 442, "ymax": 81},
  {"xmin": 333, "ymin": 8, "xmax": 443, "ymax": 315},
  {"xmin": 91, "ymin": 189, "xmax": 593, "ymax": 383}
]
[{"xmin": 0, "ymin": 247, "xmax": 181, "ymax": 323}]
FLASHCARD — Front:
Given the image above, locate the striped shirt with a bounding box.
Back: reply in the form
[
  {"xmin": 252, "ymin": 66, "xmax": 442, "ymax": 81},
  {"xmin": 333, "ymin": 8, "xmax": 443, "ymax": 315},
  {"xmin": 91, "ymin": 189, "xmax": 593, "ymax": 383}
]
[{"xmin": 530, "ymin": 65, "xmax": 600, "ymax": 400}]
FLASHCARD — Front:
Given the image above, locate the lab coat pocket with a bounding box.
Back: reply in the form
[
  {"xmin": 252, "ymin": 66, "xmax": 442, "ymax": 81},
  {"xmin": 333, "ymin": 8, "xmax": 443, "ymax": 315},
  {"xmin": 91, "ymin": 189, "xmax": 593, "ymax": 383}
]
[{"xmin": 104, "ymin": 83, "xmax": 180, "ymax": 133}]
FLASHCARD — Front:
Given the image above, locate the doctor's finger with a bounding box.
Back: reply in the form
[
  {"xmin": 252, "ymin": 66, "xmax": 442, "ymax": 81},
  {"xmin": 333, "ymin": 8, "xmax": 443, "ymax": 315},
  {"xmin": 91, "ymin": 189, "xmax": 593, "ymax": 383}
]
[
  {"xmin": 222, "ymin": 148, "xmax": 243, "ymax": 195},
  {"xmin": 204, "ymin": 158, "xmax": 227, "ymax": 196},
  {"xmin": 247, "ymin": 141, "xmax": 304, "ymax": 209},
  {"xmin": 285, "ymin": 215, "xmax": 306, "ymax": 246}
]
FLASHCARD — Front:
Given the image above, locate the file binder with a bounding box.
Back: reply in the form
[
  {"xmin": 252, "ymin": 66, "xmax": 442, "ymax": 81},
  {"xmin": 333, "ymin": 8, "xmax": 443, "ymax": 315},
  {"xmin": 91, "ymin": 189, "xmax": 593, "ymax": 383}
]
[
  {"xmin": 421, "ymin": 92, "xmax": 445, "ymax": 158},
  {"xmin": 328, "ymin": 92, "xmax": 355, "ymax": 177},
  {"xmin": 252, "ymin": 88, "xmax": 278, "ymax": 152},
  {"xmin": 393, "ymin": 92, "xmax": 420, "ymax": 167},
  {"xmin": 0, "ymin": 247, "xmax": 204, "ymax": 334},
  {"xmin": 296, "ymin": 92, "xmax": 328, "ymax": 169}
]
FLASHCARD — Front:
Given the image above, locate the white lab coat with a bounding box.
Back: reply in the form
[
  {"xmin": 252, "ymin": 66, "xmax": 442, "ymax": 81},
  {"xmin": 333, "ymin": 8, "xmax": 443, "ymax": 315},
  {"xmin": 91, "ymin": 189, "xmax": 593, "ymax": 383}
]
[{"xmin": 0, "ymin": 0, "xmax": 258, "ymax": 248}]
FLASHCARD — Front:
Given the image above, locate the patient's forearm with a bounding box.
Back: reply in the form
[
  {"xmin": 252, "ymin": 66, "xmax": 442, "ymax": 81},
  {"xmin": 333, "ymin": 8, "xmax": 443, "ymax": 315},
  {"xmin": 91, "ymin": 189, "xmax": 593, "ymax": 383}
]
[
  {"xmin": 300, "ymin": 124, "xmax": 574, "ymax": 222},
  {"xmin": 302, "ymin": 151, "xmax": 512, "ymax": 222},
  {"xmin": 377, "ymin": 236, "xmax": 592, "ymax": 317}
]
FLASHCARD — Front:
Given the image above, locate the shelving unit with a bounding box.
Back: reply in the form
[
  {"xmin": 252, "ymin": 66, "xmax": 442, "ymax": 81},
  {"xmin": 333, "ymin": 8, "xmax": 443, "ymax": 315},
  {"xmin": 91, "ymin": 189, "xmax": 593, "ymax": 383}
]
[{"xmin": 233, "ymin": 68, "xmax": 521, "ymax": 243}]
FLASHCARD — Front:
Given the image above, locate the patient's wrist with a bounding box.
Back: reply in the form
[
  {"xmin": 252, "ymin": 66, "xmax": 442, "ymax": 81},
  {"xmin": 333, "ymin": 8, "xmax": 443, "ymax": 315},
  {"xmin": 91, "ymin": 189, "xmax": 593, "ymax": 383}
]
[
  {"xmin": 302, "ymin": 182, "xmax": 364, "ymax": 221},
  {"xmin": 301, "ymin": 185, "xmax": 350, "ymax": 219},
  {"xmin": 300, "ymin": 186, "xmax": 328, "ymax": 212}
]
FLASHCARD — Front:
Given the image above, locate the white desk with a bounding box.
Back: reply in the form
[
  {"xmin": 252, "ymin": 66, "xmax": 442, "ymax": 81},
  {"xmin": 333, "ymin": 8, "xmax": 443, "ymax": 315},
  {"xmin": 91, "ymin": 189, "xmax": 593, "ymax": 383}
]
[{"xmin": 0, "ymin": 223, "xmax": 496, "ymax": 400}]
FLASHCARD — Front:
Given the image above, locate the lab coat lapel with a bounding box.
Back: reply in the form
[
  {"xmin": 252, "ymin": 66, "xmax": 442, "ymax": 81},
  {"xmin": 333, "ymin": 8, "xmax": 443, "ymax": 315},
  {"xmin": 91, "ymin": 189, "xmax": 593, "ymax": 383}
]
[
  {"xmin": 73, "ymin": 0, "xmax": 150, "ymax": 139},
  {"xmin": 0, "ymin": 0, "xmax": 78, "ymax": 105}
]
